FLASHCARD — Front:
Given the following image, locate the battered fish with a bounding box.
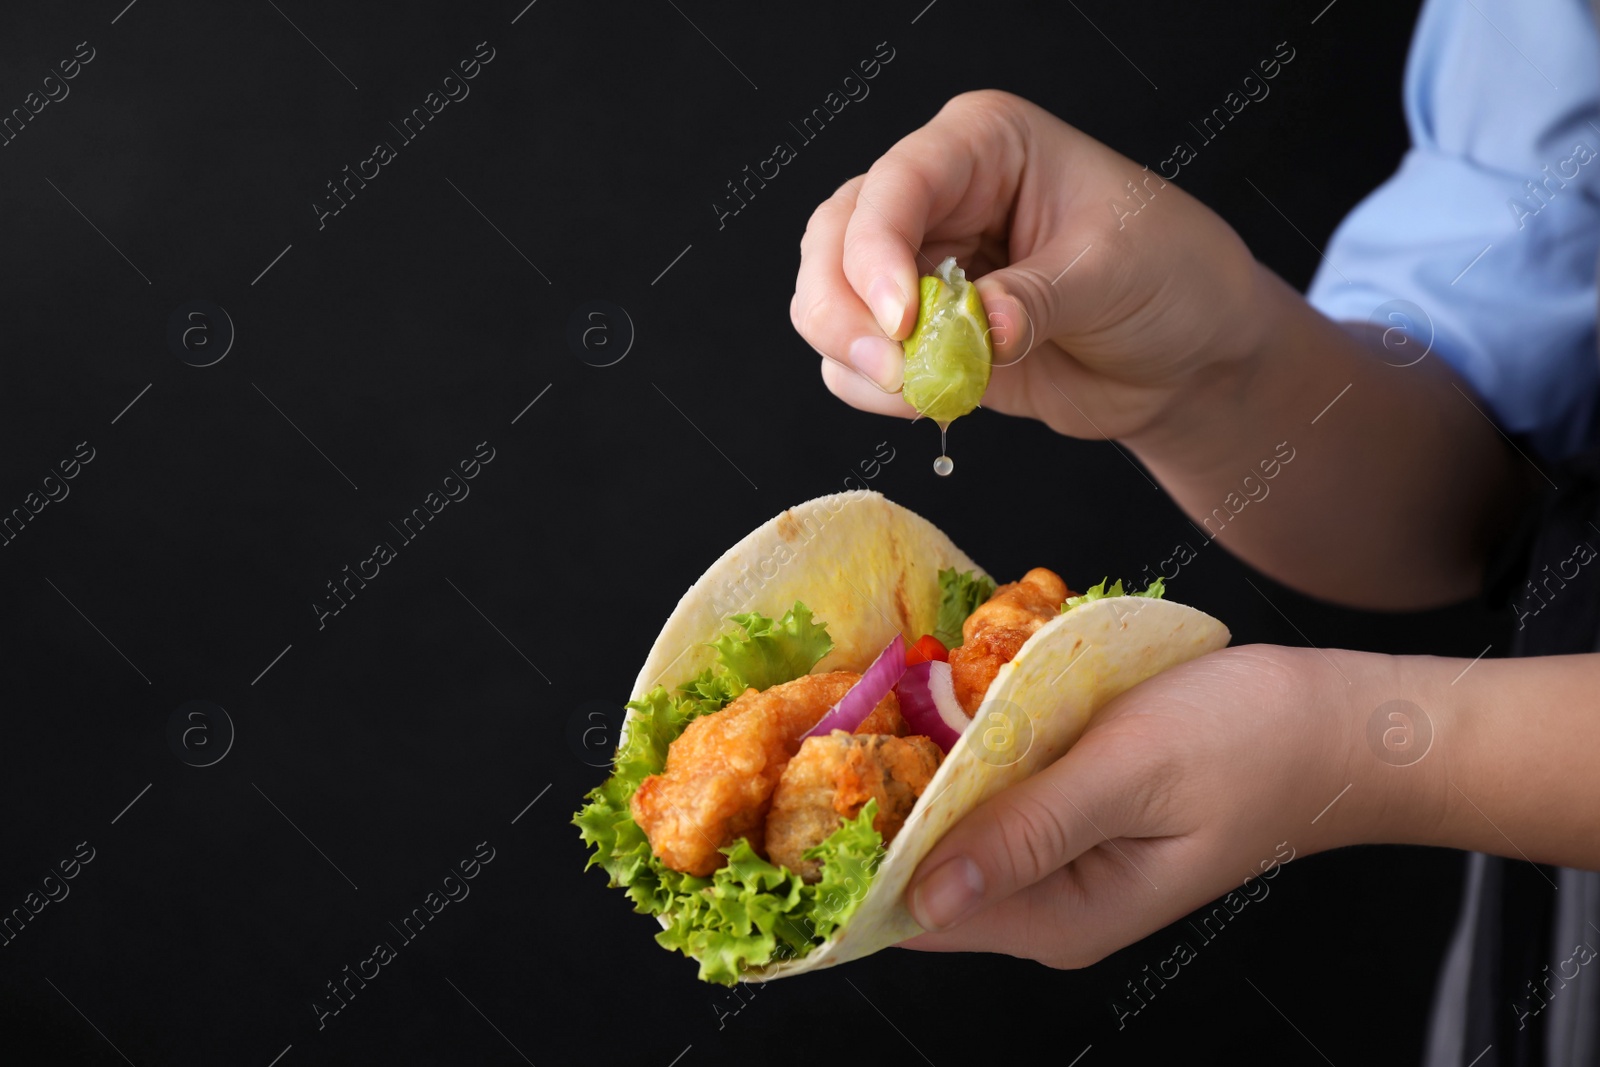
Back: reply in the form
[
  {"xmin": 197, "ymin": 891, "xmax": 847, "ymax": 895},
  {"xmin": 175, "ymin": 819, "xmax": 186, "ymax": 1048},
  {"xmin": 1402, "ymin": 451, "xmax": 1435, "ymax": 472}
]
[
  {"xmin": 631, "ymin": 672, "xmax": 903, "ymax": 877},
  {"xmin": 765, "ymin": 732, "xmax": 942, "ymax": 883},
  {"xmin": 948, "ymin": 567, "xmax": 1070, "ymax": 714}
]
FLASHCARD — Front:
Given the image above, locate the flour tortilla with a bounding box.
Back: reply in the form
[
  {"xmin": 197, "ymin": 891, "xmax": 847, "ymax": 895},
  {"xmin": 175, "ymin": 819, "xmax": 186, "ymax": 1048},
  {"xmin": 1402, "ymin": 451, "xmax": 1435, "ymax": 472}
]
[{"xmin": 624, "ymin": 490, "xmax": 1230, "ymax": 980}]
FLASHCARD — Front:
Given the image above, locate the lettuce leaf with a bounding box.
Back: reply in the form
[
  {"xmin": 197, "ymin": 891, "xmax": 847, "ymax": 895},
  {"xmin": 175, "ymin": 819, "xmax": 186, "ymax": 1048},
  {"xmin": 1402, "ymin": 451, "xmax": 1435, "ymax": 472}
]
[
  {"xmin": 573, "ymin": 684, "xmax": 707, "ymax": 913},
  {"xmin": 574, "ymin": 603, "xmax": 857, "ymax": 983},
  {"xmin": 1060, "ymin": 575, "xmax": 1166, "ymax": 611},
  {"xmin": 655, "ymin": 801, "xmax": 884, "ymax": 984},
  {"xmin": 695, "ymin": 603, "xmax": 833, "ymax": 701},
  {"xmin": 934, "ymin": 568, "xmax": 996, "ymax": 648}
]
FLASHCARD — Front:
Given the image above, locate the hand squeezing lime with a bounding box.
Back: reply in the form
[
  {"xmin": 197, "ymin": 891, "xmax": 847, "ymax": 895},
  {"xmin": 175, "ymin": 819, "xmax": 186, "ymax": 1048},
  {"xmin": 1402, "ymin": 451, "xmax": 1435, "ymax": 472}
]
[{"xmin": 900, "ymin": 257, "xmax": 992, "ymax": 426}]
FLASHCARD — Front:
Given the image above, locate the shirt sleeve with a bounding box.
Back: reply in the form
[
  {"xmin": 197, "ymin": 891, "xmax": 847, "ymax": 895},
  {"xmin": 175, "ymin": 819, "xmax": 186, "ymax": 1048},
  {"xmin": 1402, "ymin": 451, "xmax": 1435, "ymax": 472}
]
[{"xmin": 1305, "ymin": 0, "xmax": 1600, "ymax": 460}]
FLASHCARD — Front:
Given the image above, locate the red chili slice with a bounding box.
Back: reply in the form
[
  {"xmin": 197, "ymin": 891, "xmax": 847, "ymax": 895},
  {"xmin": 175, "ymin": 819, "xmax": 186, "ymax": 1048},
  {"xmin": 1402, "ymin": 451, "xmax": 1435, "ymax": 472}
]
[{"xmin": 905, "ymin": 634, "xmax": 949, "ymax": 666}]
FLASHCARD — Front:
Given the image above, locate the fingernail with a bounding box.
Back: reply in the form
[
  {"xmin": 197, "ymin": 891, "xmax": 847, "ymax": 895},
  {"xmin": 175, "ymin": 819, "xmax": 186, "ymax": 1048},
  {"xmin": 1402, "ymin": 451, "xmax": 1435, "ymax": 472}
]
[
  {"xmin": 867, "ymin": 276, "xmax": 906, "ymax": 337},
  {"xmin": 911, "ymin": 856, "xmax": 984, "ymax": 931},
  {"xmin": 849, "ymin": 335, "xmax": 904, "ymax": 392}
]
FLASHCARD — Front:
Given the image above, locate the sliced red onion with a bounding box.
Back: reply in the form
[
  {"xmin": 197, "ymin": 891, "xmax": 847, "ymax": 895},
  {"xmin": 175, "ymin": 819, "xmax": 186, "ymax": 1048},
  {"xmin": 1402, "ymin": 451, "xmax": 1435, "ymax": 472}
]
[
  {"xmin": 893, "ymin": 661, "xmax": 969, "ymax": 753},
  {"xmin": 802, "ymin": 634, "xmax": 907, "ymax": 740}
]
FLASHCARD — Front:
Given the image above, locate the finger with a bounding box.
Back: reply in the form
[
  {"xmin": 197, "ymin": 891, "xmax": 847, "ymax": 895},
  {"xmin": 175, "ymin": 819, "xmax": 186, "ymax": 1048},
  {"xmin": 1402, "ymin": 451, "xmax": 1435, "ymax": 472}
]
[
  {"xmin": 794, "ymin": 178, "xmax": 905, "ymax": 392},
  {"xmin": 904, "ymin": 734, "xmax": 1144, "ymax": 934},
  {"xmin": 844, "ymin": 132, "xmax": 966, "ymax": 340},
  {"xmin": 841, "ymin": 95, "xmax": 1013, "ymax": 339},
  {"xmin": 819, "ymin": 358, "xmax": 916, "ymax": 419},
  {"xmin": 899, "ymin": 840, "xmax": 1175, "ymax": 968},
  {"xmin": 972, "ymin": 240, "xmax": 1101, "ymax": 372},
  {"xmin": 840, "ymin": 90, "xmax": 1062, "ymax": 340}
]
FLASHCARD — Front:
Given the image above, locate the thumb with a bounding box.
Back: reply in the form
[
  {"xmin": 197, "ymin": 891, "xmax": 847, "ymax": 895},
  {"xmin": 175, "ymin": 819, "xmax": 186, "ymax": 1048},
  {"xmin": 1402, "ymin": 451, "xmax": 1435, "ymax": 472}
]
[
  {"xmin": 906, "ymin": 744, "xmax": 1131, "ymax": 932},
  {"xmin": 970, "ymin": 242, "xmax": 1097, "ymax": 370}
]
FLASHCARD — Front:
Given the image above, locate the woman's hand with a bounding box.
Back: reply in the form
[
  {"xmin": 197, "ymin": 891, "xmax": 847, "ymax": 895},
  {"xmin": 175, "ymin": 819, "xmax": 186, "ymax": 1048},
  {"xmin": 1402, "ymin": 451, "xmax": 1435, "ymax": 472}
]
[
  {"xmin": 792, "ymin": 90, "xmax": 1528, "ymax": 610},
  {"xmin": 898, "ymin": 644, "xmax": 1427, "ymax": 968},
  {"xmin": 790, "ymin": 89, "xmax": 1268, "ymax": 443}
]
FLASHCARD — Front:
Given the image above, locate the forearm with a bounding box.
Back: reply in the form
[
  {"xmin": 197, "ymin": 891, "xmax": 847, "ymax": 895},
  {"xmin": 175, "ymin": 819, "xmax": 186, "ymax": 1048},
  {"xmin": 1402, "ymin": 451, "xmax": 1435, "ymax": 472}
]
[
  {"xmin": 1328, "ymin": 649, "xmax": 1600, "ymax": 870},
  {"xmin": 1125, "ymin": 263, "xmax": 1533, "ymax": 610}
]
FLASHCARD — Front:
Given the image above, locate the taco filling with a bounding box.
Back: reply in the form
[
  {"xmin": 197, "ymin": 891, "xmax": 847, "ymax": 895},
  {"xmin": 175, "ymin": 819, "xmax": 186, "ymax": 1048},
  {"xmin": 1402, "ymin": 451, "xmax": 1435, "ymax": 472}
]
[
  {"xmin": 574, "ymin": 564, "xmax": 1160, "ymax": 983},
  {"xmin": 947, "ymin": 567, "xmax": 1071, "ymax": 713},
  {"xmin": 629, "ymin": 670, "xmax": 912, "ymax": 878}
]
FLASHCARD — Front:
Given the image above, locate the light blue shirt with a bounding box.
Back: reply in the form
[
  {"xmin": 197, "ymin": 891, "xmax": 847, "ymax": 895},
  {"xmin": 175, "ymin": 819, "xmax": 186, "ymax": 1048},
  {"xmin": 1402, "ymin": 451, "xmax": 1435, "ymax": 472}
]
[{"xmin": 1306, "ymin": 0, "xmax": 1600, "ymax": 460}]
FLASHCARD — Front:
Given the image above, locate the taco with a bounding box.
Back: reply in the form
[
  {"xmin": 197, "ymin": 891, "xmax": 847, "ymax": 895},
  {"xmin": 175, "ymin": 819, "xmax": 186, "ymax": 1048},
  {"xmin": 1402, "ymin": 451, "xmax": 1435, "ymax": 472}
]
[{"xmin": 574, "ymin": 491, "xmax": 1229, "ymax": 984}]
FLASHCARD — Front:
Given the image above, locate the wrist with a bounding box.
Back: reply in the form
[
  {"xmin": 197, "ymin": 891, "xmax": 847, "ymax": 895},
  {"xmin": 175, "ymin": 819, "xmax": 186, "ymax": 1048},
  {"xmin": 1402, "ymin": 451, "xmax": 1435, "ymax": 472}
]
[
  {"xmin": 1334, "ymin": 651, "xmax": 1460, "ymax": 852},
  {"xmin": 1318, "ymin": 649, "xmax": 1600, "ymax": 869},
  {"xmin": 1285, "ymin": 647, "xmax": 1397, "ymax": 854},
  {"xmin": 1277, "ymin": 646, "xmax": 1456, "ymax": 856},
  {"xmin": 1220, "ymin": 645, "xmax": 1420, "ymax": 856}
]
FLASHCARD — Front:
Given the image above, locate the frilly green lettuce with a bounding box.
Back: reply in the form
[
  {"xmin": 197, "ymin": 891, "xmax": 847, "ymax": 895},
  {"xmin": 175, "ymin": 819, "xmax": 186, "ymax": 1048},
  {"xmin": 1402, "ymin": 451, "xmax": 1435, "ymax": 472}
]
[
  {"xmin": 574, "ymin": 603, "xmax": 878, "ymax": 984},
  {"xmin": 1061, "ymin": 575, "xmax": 1166, "ymax": 611},
  {"xmin": 933, "ymin": 568, "xmax": 996, "ymax": 648},
  {"xmin": 655, "ymin": 802, "xmax": 884, "ymax": 984}
]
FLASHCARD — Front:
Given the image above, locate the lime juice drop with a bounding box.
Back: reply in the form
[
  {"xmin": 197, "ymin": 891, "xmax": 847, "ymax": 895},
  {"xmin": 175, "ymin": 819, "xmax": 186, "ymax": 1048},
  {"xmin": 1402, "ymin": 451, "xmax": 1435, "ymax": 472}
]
[{"xmin": 933, "ymin": 421, "xmax": 953, "ymax": 476}]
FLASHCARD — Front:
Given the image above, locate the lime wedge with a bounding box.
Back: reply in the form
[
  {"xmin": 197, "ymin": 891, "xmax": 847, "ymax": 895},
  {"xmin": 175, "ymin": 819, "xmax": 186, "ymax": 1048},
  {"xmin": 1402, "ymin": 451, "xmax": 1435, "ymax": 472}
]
[{"xmin": 900, "ymin": 257, "xmax": 992, "ymax": 424}]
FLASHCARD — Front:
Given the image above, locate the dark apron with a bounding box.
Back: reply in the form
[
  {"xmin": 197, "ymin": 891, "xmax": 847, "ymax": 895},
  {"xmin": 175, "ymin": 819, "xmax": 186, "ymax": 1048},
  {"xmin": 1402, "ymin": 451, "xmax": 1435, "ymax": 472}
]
[
  {"xmin": 1422, "ymin": 11, "xmax": 1600, "ymax": 1051},
  {"xmin": 1424, "ymin": 447, "xmax": 1600, "ymax": 1065}
]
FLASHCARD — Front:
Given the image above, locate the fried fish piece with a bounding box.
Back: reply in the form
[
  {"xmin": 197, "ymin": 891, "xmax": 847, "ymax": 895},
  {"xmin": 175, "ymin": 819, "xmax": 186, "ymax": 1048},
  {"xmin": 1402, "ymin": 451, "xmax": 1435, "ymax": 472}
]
[
  {"xmin": 631, "ymin": 672, "xmax": 903, "ymax": 877},
  {"xmin": 765, "ymin": 731, "xmax": 943, "ymax": 883},
  {"xmin": 947, "ymin": 567, "xmax": 1070, "ymax": 714}
]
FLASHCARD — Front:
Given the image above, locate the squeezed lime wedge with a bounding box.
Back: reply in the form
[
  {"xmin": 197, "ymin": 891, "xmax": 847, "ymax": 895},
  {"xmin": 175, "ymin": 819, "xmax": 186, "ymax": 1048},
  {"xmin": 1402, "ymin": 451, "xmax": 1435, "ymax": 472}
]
[{"xmin": 900, "ymin": 257, "xmax": 991, "ymax": 424}]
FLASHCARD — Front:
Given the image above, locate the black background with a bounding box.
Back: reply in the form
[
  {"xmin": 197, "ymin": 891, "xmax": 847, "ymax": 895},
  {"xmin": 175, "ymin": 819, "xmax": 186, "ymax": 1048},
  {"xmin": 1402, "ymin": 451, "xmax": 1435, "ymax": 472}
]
[{"xmin": 0, "ymin": 1, "xmax": 1510, "ymax": 1064}]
